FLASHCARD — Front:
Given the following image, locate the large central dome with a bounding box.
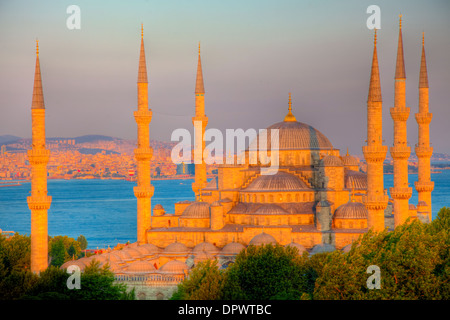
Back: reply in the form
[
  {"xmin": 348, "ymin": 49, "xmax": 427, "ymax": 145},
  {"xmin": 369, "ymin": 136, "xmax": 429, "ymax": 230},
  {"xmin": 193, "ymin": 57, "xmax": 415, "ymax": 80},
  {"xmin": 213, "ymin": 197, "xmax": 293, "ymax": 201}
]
[{"xmin": 249, "ymin": 120, "xmax": 333, "ymax": 151}]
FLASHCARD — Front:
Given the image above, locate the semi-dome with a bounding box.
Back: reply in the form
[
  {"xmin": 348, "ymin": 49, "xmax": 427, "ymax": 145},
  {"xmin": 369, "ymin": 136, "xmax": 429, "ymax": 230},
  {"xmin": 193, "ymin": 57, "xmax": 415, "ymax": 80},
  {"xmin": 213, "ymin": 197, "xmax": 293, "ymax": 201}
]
[
  {"xmin": 193, "ymin": 242, "xmax": 219, "ymax": 254},
  {"xmin": 244, "ymin": 171, "xmax": 309, "ymax": 192},
  {"xmin": 254, "ymin": 204, "xmax": 288, "ymax": 215},
  {"xmin": 163, "ymin": 242, "xmax": 191, "ymax": 254},
  {"xmin": 334, "ymin": 201, "xmax": 368, "ymax": 219},
  {"xmin": 108, "ymin": 253, "xmax": 122, "ymax": 263},
  {"xmin": 249, "ymin": 232, "xmax": 277, "ymax": 246},
  {"xmin": 114, "ymin": 250, "xmax": 133, "ymax": 260},
  {"xmin": 125, "ymin": 260, "xmax": 156, "ymax": 274},
  {"xmin": 220, "ymin": 242, "xmax": 245, "ymax": 255},
  {"xmin": 249, "ymin": 120, "xmax": 333, "ymax": 151},
  {"xmin": 285, "ymin": 242, "xmax": 307, "ymax": 254},
  {"xmin": 181, "ymin": 202, "xmax": 210, "ymax": 218},
  {"xmin": 159, "ymin": 260, "xmax": 189, "ymax": 274},
  {"xmin": 60, "ymin": 259, "xmax": 87, "ymax": 270},
  {"xmin": 320, "ymin": 155, "xmax": 343, "ymax": 167}
]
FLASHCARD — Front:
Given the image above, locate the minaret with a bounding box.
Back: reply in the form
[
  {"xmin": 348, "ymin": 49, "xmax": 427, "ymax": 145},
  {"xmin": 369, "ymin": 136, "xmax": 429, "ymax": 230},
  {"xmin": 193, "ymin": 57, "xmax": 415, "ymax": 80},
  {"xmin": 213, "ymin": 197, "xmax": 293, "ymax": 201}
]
[
  {"xmin": 390, "ymin": 15, "xmax": 412, "ymax": 227},
  {"xmin": 363, "ymin": 30, "xmax": 388, "ymax": 232},
  {"xmin": 134, "ymin": 25, "xmax": 154, "ymax": 244},
  {"xmin": 28, "ymin": 40, "xmax": 52, "ymax": 273},
  {"xmin": 414, "ymin": 33, "xmax": 434, "ymax": 222},
  {"xmin": 192, "ymin": 43, "xmax": 208, "ymax": 199}
]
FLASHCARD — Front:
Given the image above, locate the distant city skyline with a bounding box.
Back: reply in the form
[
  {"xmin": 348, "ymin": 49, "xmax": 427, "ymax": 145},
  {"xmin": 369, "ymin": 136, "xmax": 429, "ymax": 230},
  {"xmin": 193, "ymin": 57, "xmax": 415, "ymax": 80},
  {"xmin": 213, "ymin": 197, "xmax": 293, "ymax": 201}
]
[{"xmin": 0, "ymin": 0, "xmax": 449, "ymax": 155}]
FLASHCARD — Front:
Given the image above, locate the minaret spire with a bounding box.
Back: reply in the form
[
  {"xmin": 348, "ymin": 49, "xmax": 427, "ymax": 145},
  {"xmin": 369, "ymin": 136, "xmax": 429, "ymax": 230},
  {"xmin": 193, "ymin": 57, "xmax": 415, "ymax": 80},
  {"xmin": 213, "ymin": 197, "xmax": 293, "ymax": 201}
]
[
  {"xmin": 415, "ymin": 32, "xmax": 434, "ymax": 222},
  {"xmin": 390, "ymin": 15, "xmax": 412, "ymax": 227},
  {"xmin": 28, "ymin": 40, "xmax": 52, "ymax": 273},
  {"xmin": 192, "ymin": 42, "xmax": 208, "ymax": 198},
  {"xmin": 195, "ymin": 42, "xmax": 205, "ymax": 94},
  {"xmin": 134, "ymin": 25, "xmax": 154, "ymax": 244},
  {"xmin": 32, "ymin": 40, "xmax": 45, "ymax": 110},
  {"xmin": 363, "ymin": 29, "xmax": 388, "ymax": 232},
  {"xmin": 138, "ymin": 24, "xmax": 148, "ymax": 83}
]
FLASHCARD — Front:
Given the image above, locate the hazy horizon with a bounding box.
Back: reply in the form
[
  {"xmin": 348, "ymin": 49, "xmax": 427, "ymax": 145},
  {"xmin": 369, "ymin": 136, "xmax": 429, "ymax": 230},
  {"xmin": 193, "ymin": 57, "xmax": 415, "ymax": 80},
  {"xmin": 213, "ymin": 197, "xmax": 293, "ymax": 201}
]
[{"xmin": 1, "ymin": 0, "xmax": 449, "ymax": 155}]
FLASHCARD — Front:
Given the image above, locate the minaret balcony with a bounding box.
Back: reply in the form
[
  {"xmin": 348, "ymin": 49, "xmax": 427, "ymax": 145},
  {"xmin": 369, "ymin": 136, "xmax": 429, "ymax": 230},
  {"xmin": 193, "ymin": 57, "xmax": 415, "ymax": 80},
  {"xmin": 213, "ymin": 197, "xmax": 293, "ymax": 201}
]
[
  {"xmin": 134, "ymin": 185, "xmax": 154, "ymax": 198},
  {"xmin": 390, "ymin": 146, "xmax": 411, "ymax": 159},
  {"xmin": 389, "ymin": 187, "xmax": 413, "ymax": 199},
  {"xmin": 134, "ymin": 147, "xmax": 153, "ymax": 161},
  {"xmin": 192, "ymin": 116, "xmax": 209, "ymax": 127},
  {"xmin": 27, "ymin": 195, "xmax": 52, "ymax": 210},
  {"xmin": 414, "ymin": 181, "xmax": 434, "ymax": 193},
  {"xmin": 415, "ymin": 145, "xmax": 433, "ymax": 158},
  {"xmin": 134, "ymin": 110, "xmax": 153, "ymax": 124},
  {"xmin": 362, "ymin": 145, "xmax": 387, "ymax": 163},
  {"xmin": 362, "ymin": 194, "xmax": 389, "ymax": 210},
  {"xmin": 27, "ymin": 149, "xmax": 50, "ymax": 164},
  {"xmin": 415, "ymin": 113, "xmax": 433, "ymax": 124},
  {"xmin": 390, "ymin": 107, "xmax": 410, "ymax": 121}
]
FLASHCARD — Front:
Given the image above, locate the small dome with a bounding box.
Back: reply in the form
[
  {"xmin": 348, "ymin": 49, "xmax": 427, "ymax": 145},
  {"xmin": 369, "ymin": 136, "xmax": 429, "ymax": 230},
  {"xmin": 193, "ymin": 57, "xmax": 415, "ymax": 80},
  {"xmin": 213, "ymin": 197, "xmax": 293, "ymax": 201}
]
[
  {"xmin": 285, "ymin": 242, "xmax": 307, "ymax": 254},
  {"xmin": 334, "ymin": 201, "xmax": 368, "ymax": 219},
  {"xmin": 220, "ymin": 242, "xmax": 245, "ymax": 255},
  {"xmin": 254, "ymin": 204, "xmax": 288, "ymax": 215},
  {"xmin": 136, "ymin": 243, "xmax": 161, "ymax": 255},
  {"xmin": 154, "ymin": 204, "xmax": 164, "ymax": 210},
  {"xmin": 194, "ymin": 251, "xmax": 214, "ymax": 263},
  {"xmin": 103, "ymin": 261, "xmax": 122, "ymax": 272},
  {"xmin": 341, "ymin": 155, "xmax": 359, "ymax": 167},
  {"xmin": 311, "ymin": 243, "xmax": 335, "ymax": 255},
  {"xmin": 409, "ymin": 204, "xmax": 417, "ymax": 210},
  {"xmin": 125, "ymin": 260, "xmax": 156, "ymax": 274},
  {"xmin": 193, "ymin": 242, "xmax": 219, "ymax": 254},
  {"xmin": 249, "ymin": 232, "xmax": 277, "ymax": 246},
  {"xmin": 163, "ymin": 242, "xmax": 191, "ymax": 254},
  {"xmin": 159, "ymin": 260, "xmax": 189, "ymax": 274},
  {"xmin": 181, "ymin": 202, "xmax": 210, "ymax": 218},
  {"xmin": 320, "ymin": 155, "xmax": 343, "ymax": 167},
  {"xmin": 123, "ymin": 247, "xmax": 143, "ymax": 259},
  {"xmin": 108, "ymin": 253, "xmax": 122, "ymax": 263},
  {"xmin": 114, "ymin": 250, "xmax": 133, "ymax": 260},
  {"xmin": 417, "ymin": 201, "xmax": 428, "ymax": 207},
  {"xmin": 244, "ymin": 171, "xmax": 309, "ymax": 192}
]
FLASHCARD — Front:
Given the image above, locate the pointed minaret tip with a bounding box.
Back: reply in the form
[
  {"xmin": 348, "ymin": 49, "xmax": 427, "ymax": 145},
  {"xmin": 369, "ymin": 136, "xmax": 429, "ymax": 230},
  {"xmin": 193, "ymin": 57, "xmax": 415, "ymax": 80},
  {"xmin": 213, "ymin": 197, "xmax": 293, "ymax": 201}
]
[
  {"xmin": 284, "ymin": 92, "xmax": 297, "ymax": 122},
  {"xmin": 32, "ymin": 39, "xmax": 45, "ymax": 109},
  {"xmin": 195, "ymin": 42, "xmax": 205, "ymax": 94},
  {"xmin": 395, "ymin": 14, "xmax": 406, "ymax": 79},
  {"xmin": 138, "ymin": 24, "xmax": 148, "ymax": 83},
  {"xmin": 368, "ymin": 29, "xmax": 382, "ymax": 102},
  {"xmin": 419, "ymin": 32, "xmax": 429, "ymax": 88}
]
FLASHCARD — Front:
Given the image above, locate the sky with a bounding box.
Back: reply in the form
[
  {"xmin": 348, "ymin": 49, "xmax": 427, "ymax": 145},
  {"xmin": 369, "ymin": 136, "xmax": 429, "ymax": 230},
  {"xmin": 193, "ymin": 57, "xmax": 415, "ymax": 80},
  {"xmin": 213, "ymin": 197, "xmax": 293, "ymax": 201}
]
[{"xmin": 0, "ymin": 0, "xmax": 449, "ymax": 155}]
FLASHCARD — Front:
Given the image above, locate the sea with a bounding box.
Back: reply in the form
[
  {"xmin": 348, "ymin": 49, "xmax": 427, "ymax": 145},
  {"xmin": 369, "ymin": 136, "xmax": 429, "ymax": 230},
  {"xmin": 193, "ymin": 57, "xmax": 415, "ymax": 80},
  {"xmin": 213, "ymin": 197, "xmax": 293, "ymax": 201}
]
[{"xmin": 1, "ymin": 172, "xmax": 449, "ymax": 249}]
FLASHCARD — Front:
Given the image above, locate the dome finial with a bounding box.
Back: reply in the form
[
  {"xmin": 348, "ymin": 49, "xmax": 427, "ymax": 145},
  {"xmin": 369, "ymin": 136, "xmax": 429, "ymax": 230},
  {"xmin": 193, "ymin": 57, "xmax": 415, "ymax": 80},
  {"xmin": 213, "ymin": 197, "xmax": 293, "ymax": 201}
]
[
  {"xmin": 36, "ymin": 39, "xmax": 39, "ymax": 57},
  {"xmin": 350, "ymin": 188, "xmax": 356, "ymax": 202},
  {"xmin": 399, "ymin": 14, "xmax": 402, "ymax": 29},
  {"xmin": 346, "ymin": 147, "xmax": 349, "ymax": 156},
  {"xmin": 374, "ymin": 28, "xmax": 377, "ymax": 46},
  {"xmin": 422, "ymin": 31, "xmax": 425, "ymax": 47},
  {"xmin": 198, "ymin": 41, "xmax": 201, "ymax": 55},
  {"xmin": 141, "ymin": 23, "xmax": 144, "ymax": 39},
  {"xmin": 284, "ymin": 92, "xmax": 297, "ymax": 122}
]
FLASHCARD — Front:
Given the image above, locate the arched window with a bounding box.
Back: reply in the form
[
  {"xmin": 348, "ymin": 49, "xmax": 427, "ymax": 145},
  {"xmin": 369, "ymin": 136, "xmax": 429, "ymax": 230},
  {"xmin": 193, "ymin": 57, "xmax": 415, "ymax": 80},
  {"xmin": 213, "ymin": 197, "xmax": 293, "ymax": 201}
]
[
  {"xmin": 261, "ymin": 194, "xmax": 265, "ymax": 203},
  {"xmin": 295, "ymin": 193, "xmax": 300, "ymax": 202},
  {"xmin": 287, "ymin": 194, "xmax": 292, "ymax": 202},
  {"xmin": 269, "ymin": 195, "xmax": 274, "ymax": 203}
]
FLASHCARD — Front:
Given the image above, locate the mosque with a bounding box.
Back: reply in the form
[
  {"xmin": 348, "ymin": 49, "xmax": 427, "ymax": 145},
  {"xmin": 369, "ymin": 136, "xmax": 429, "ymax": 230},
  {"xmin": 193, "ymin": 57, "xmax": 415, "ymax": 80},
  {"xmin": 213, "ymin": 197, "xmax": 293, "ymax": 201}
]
[{"xmin": 27, "ymin": 18, "xmax": 433, "ymax": 299}]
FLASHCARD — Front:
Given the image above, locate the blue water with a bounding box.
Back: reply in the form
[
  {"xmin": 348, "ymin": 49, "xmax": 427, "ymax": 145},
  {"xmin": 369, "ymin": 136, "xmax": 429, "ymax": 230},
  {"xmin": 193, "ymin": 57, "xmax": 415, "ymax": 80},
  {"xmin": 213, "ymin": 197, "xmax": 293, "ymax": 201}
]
[{"xmin": 0, "ymin": 172, "xmax": 449, "ymax": 249}]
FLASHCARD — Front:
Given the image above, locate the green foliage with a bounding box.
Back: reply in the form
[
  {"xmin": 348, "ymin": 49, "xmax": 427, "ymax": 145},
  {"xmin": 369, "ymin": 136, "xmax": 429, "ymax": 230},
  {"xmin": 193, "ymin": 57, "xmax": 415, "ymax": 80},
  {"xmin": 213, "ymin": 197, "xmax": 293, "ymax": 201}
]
[
  {"xmin": 77, "ymin": 235, "xmax": 88, "ymax": 251},
  {"xmin": 222, "ymin": 244, "xmax": 307, "ymax": 300},
  {"xmin": 0, "ymin": 233, "xmax": 134, "ymax": 300},
  {"xmin": 171, "ymin": 260, "xmax": 226, "ymax": 300},
  {"xmin": 49, "ymin": 235, "xmax": 83, "ymax": 267}
]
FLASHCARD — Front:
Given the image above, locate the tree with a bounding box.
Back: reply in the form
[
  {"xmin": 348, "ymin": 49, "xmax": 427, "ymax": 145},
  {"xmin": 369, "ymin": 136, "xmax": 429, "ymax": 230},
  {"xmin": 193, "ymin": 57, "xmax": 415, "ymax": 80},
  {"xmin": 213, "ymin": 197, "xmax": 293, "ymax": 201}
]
[
  {"xmin": 171, "ymin": 259, "xmax": 226, "ymax": 300},
  {"xmin": 49, "ymin": 238, "xmax": 66, "ymax": 267},
  {"xmin": 222, "ymin": 244, "xmax": 307, "ymax": 300},
  {"xmin": 77, "ymin": 235, "xmax": 88, "ymax": 251}
]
